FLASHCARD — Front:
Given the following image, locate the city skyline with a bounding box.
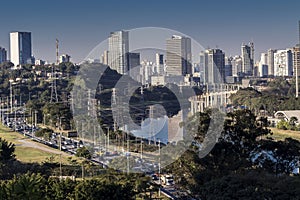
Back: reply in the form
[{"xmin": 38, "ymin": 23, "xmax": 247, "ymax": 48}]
[{"xmin": 0, "ymin": 0, "xmax": 299, "ymax": 63}]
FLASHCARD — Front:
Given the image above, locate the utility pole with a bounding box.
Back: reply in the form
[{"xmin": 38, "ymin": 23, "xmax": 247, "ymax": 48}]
[
  {"xmin": 35, "ymin": 110, "xmax": 38, "ymax": 127},
  {"xmin": 82, "ymin": 161, "xmax": 85, "ymax": 179},
  {"xmin": 107, "ymin": 127, "xmax": 110, "ymax": 152},
  {"xmin": 59, "ymin": 154, "xmax": 62, "ymax": 180},
  {"xmin": 87, "ymin": 89, "xmax": 91, "ymax": 116},
  {"xmin": 50, "ymin": 65, "xmax": 58, "ymax": 103},
  {"xmin": 31, "ymin": 109, "xmax": 34, "ymax": 139},
  {"xmin": 127, "ymin": 136, "xmax": 130, "ymax": 175},
  {"xmin": 112, "ymin": 88, "xmax": 117, "ymax": 132},
  {"xmin": 9, "ymin": 80, "xmax": 13, "ymax": 113},
  {"xmin": 59, "ymin": 117, "xmax": 63, "ymax": 151},
  {"xmin": 14, "ymin": 105, "xmax": 16, "ymax": 131},
  {"xmin": 140, "ymin": 139, "xmax": 143, "ymax": 159},
  {"xmin": 149, "ymin": 105, "xmax": 154, "ymax": 145},
  {"xmin": 158, "ymin": 139, "xmax": 161, "ymax": 198}
]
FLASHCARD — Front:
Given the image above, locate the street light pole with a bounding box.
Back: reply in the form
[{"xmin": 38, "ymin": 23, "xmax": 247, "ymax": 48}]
[
  {"xmin": 9, "ymin": 80, "xmax": 13, "ymax": 113},
  {"xmin": 59, "ymin": 154, "xmax": 62, "ymax": 180},
  {"xmin": 127, "ymin": 138, "xmax": 129, "ymax": 175},
  {"xmin": 107, "ymin": 127, "xmax": 110, "ymax": 152},
  {"xmin": 31, "ymin": 109, "xmax": 34, "ymax": 139},
  {"xmin": 140, "ymin": 139, "xmax": 143, "ymax": 159},
  {"xmin": 59, "ymin": 117, "xmax": 62, "ymax": 151},
  {"xmin": 35, "ymin": 110, "xmax": 37, "ymax": 127}
]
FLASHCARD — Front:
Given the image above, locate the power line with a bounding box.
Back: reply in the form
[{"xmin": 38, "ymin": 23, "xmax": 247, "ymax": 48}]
[{"xmin": 50, "ymin": 65, "xmax": 58, "ymax": 103}]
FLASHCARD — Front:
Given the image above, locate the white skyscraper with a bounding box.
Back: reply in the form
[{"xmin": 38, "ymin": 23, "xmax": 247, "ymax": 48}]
[
  {"xmin": 10, "ymin": 31, "xmax": 32, "ymax": 66},
  {"xmin": 274, "ymin": 49, "xmax": 293, "ymax": 76},
  {"xmin": 267, "ymin": 49, "xmax": 276, "ymax": 76},
  {"xmin": 108, "ymin": 30, "xmax": 129, "ymax": 75},
  {"xmin": 232, "ymin": 56, "xmax": 243, "ymax": 77},
  {"xmin": 258, "ymin": 53, "xmax": 268, "ymax": 77}
]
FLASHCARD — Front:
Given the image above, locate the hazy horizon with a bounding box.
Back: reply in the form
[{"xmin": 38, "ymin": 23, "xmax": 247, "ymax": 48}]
[{"xmin": 0, "ymin": 0, "xmax": 299, "ymax": 63}]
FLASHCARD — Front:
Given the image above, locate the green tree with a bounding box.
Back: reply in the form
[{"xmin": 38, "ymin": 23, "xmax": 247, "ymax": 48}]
[
  {"xmin": 277, "ymin": 119, "xmax": 289, "ymax": 130},
  {"xmin": 289, "ymin": 116, "xmax": 298, "ymax": 130},
  {"xmin": 9, "ymin": 173, "xmax": 45, "ymax": 200},
  {"xmin": 76, "ymin": 147, "xmax": 92, "ymax": 159},
  {"xmin": 45, "ymin": 178, "xmax": 76, "ymax": 200},
  {"xmin": 35, "ymin": 128, "xmax": 53, "ymax": 141},
  {"xmin": 0, "ymin": 138, "xmax": 15, "ymax": 162}
]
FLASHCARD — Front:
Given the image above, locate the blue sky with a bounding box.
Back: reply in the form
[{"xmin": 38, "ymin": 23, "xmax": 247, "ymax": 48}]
[{"xmin": 0, "ymin": 0, "xmax": 299, "ymax": 63}]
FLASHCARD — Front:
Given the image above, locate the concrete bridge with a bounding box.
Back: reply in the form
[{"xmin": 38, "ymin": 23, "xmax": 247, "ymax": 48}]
[{"xmin": 189, "ymin": 84, "xmax": 241, "ymax": 114}]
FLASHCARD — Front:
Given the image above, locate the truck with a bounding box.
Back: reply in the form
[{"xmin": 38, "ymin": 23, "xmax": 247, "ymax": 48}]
[{"xmin": 161, "ymin": 174, "xmax": 174, "ymax": 186}]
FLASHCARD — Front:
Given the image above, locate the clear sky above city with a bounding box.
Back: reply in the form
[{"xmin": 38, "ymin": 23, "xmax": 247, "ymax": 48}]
[{"xmin": 0, "ymin": 0, "xmax": 299, "ymax": 63}]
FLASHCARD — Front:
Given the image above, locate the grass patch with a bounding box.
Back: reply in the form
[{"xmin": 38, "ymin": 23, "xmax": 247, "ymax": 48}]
[
  {"xmin": 0, "ymin": 124, "xmax": 80, "ymax": 164},
  {"xmin": 0, "ymin": 126, "xmax": 25, "ymax": 144},
  {"xmin": 269, "ymin": 127, "xmax": 300, "ymax": 141},
  {"xmin": 15, "ymin": 146, "xmax": 56, "ymax": 163}
]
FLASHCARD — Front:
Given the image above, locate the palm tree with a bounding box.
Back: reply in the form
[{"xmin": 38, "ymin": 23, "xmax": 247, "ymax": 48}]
[
  {"xmin": 0, "ymin": 138, "xmax": 15, "ymax": 162},
  {"xmin": 10, "ymin": 173, "xmax": 45, "ymax": 200}
]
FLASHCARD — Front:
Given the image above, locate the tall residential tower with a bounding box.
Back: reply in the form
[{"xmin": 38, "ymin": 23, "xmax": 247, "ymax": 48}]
[
  {"xmin": 108, "ymin": 30, "xmax": 129, "ymax": 75},
  {"xmin": 10, "ymin": 31, "xmax": 32, "ymax": 66},
  {"xmin": 241, "ymin": 42, "xmax": 254, "ymax": 76}
]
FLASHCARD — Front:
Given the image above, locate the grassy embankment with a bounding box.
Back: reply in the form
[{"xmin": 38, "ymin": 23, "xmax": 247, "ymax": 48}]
[
  {"xmin": 0, "ymin": 124, "xmax": 78, "ymax": 163},
  {"xmin": 269, "ymin": 127, "xmax": 300, "ymax": 141}
]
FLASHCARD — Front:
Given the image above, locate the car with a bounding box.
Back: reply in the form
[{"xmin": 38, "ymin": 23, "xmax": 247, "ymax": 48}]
[{"xmin": 151, "ymin": 174, "xmax": 159, "ymax": 180}]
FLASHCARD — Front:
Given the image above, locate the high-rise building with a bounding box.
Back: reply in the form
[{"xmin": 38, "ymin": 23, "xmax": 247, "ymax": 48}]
[
  {"xmin": 108, "ymin": 30, "xmax": 129, "ymax": 75},
  {"xmin": 10, "ymin": 31, "xmax": 32, "ymax": 66},
  {"xmin": 102, "ymin": 50, "xmax": 109, "ymax": 65},
  {"xmin": 274, "ymin": 49, "xmax": 293, "ymax": 76},
  {"xmin": 258, "ymin": 53, "xmax": 268, "ymax": 77},
  {"xmin": 225, "ymin": 56, "xmax": 233, "ymax": 77},
  {"xmin": 0, "ymin": 47, "xmax": 7, "ymax": 64},
  {"xmin": 59, "ymin": 54, "xmax": 71, "ymax": 63},
  {"xmin": 293, "ymin": 46, "xmax": 300, "ymax": 78},
  {"xmin": 241, "ymin": 42, "xmax": 254, "ymax": 76},
  {"xmin": 199, "ymin": 51, "xmax": 208, "ymax": 83},
  {"xmin": 166, "ymin": 35, "xmax": 192, "ymax": 76},
  {"xmin": 205, "ymin": 49, "xmax": 225, "ymax": 84},
  {"xmin": 128, "ymin": 52, "xmax": 140, "ymax": 70},
  {"xmin": 295, "ymin": 20, "xmax": 300, "ymax": 97},
  {"xmin": 232, "ymin": 56, "xmax": 243, "ymax": 77},
  {"xmin": 155, "ymin": 53, "xmax": 164, "ymax": 75},
  {"xmin": 294, "ymin": 21, "xmax": 300, "ymax": 83},
  {"xmin": 267, "ymin": 49, "xmax": 276, "ymax": 76}
]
